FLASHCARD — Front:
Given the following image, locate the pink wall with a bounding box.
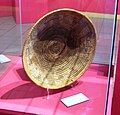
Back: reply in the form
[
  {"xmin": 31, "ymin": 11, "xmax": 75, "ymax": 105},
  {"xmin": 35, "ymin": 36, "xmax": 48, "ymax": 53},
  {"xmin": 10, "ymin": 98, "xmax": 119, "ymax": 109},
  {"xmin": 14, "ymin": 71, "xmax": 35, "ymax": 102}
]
[
  {"xmin": 0, "ymin": 0, "xmax": 119, "ymax": 23},
  {"xmin": 0, "ymin": 0, "xmax": 12, "ymax": 17},
  {"xmin": 21, "ymin": 0, "xmax": 48, "ymax": 23},
  {"xmin": 48, "ymin": 0, "xmax": 115, "ymax": 14},
  {"xmin": 12, "ymin": 0, "xmax": 16, "ymax": 19},
  {"xmin": 17, "ymin": 0, "xmax": 117, "ymax": 24},
  {"xmin": 12, "ymin": 0, "xmax": 20, "ymax": 24}
]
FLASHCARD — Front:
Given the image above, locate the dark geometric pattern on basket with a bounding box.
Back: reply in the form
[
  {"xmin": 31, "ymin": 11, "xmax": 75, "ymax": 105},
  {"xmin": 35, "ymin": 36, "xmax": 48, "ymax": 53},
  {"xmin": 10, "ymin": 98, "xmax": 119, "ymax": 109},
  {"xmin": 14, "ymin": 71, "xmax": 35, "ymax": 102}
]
[{"xmin": 23, "ymin": 9, "xmax": 96, "ymax": 89}]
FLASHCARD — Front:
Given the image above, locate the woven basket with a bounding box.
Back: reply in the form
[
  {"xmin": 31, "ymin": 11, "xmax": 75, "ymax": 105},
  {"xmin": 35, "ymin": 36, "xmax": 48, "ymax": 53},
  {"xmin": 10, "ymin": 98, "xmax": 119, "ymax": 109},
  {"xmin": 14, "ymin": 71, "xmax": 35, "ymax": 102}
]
[{"xmin": 22, "ymin": 9, "xmax": 97, "ymax": 89}]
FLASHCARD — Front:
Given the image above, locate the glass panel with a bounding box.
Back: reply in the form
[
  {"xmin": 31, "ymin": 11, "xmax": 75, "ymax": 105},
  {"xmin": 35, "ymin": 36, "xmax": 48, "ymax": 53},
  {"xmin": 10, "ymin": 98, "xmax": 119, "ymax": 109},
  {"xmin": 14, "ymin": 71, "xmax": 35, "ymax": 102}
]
[
  {"xmin": 108, "ymin": 1, "xmax": 120, "ymax": 114},
  {"xmin": 0, "ymin": 0, "xmax": 119, "ymax": 115},
  {"xmin": 0, "ymin": 0, "xmax": 22, "ymax": 76}
]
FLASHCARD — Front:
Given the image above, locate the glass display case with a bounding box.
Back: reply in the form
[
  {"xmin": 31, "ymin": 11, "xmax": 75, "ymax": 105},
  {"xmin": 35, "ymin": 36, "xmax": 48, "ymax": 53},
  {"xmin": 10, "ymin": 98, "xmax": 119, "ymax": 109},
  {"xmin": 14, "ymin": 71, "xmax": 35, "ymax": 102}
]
[{"xmin": 0, "ymin": 0, "xmax": 119, "ymax": 115}]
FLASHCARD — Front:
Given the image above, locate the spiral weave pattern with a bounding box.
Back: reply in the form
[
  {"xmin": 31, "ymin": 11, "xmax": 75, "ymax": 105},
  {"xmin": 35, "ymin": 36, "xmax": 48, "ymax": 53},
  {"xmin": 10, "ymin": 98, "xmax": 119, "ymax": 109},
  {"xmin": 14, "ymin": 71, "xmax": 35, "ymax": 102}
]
[{"xmin": 23, "ymin": 9, "xmax": 96, "ymax": 89}]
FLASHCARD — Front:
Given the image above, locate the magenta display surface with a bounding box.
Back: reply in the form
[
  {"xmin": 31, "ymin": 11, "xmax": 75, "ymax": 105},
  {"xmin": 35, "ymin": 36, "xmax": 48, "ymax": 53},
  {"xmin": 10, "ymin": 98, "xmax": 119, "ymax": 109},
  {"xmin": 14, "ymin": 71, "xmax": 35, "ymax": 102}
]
[{"xmin": 0, "ymin": 56, "xmax": 111, "ymax": 115}]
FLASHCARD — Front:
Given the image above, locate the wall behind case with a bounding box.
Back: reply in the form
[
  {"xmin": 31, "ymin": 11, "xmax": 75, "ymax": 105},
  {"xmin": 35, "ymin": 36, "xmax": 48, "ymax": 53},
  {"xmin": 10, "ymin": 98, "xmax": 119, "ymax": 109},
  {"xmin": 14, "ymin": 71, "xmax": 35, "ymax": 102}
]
[{"xmin": 1, "ymin": 0, "xmax": 120, "ymax": 23}]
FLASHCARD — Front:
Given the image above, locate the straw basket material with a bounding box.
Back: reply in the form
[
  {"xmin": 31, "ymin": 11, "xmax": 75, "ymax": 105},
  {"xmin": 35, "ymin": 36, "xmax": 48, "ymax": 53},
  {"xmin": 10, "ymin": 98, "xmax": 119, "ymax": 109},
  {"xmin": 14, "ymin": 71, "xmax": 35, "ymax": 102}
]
[{"xmin": 22, "ymin": 9, "xmax": 97, "ymax": 89}]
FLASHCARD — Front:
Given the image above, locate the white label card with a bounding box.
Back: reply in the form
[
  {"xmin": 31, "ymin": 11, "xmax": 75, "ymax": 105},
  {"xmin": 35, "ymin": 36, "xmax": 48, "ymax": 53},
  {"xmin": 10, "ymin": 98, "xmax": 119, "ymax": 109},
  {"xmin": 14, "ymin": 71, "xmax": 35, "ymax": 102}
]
[
  {"xmin": 61, "ymin": 93, "xmax": 89, "ymax": 107},
  {"xmin": 0, "ymin": 54, "xmax": 11, "ymax": 63}
]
